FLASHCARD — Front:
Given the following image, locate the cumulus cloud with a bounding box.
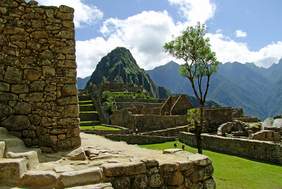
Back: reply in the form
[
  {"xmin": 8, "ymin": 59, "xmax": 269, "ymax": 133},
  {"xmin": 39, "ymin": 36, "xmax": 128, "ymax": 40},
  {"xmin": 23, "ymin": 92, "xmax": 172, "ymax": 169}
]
[
  {"xmin": 235, "ymin": 30, "xmax": 247, "ymax": 38},
  {"xmin": 168, "ymin": 0, "xmax": 216, "ymax": 25},
  {"xmin": 76, "ymin": 11, "xmax": 178, "ymax": 77},
  {"xmin": 74, "ymin": 0, "xmax": 282, "ymax": 77},
  {"xmin": 36, "ymin": 0, "xmax": 103, "ymax": 27},
  {"xmin": 207, "ymin": 32, "xmax": 282, "ymax": 67}
]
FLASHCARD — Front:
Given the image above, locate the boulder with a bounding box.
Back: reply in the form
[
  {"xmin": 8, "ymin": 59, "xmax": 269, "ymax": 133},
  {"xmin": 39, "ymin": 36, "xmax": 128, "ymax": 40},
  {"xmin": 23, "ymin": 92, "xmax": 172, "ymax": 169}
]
[{"xmin": 217, "ymin": 121, "xmax": 248, "ymax": 136}]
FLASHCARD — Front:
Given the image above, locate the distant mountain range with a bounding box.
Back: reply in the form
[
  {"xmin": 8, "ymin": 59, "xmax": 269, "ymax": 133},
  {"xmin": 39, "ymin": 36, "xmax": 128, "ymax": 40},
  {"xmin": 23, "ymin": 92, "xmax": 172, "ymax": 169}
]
[
  {"xmin": 77, "ymin": 47, "xmax": 282, "ymax": 119},
  {"xmin": 147, "ymin": 60, "xmax": 282, "ymax": 119}
]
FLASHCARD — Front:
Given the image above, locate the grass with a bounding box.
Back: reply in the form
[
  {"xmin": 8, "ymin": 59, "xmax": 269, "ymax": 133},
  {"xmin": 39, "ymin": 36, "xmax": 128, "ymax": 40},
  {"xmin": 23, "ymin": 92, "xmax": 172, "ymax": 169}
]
[
  {"xmin": 79, "ymin": 103, "xmax": 94, "ymax": 107},
  {"xmin": 80, "ymin": 125, "xmax": 121, "ymax": 131},
  {"xmin": 79, "ymin": 100, "xmax": 93, "ymax": 104},
  {"xmin": 140, "ymin": 141, "xmax": 282, "ymax": 189}
]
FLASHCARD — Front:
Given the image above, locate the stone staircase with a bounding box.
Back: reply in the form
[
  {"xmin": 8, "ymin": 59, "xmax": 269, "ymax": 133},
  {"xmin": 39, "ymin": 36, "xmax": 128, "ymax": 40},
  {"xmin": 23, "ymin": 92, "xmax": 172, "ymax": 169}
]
[
  {"xmin": 0, "ymin": 127, "xmax": 40, "ymax": 187},
  {"xmin": 79, "ymin": 95, "xmax": 100, "ymax": 127},
  {"xmin": 0, "ymin": 127, "xmax": 113, "ymax": 189}
]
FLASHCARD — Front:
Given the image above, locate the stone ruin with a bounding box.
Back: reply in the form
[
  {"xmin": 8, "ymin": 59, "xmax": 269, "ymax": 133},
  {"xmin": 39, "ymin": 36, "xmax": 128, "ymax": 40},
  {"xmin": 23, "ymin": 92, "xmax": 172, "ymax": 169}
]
[
  {"xmin": 0, "ymin": 0, "xmax": 80, "ymax": 152},
  {"xmin": 110, "ymin": 95, "xmax": 193, "ymax": 132},
  {"xmin": 0, "ymin": 1, "xmax": 216, "ymax": 188}
]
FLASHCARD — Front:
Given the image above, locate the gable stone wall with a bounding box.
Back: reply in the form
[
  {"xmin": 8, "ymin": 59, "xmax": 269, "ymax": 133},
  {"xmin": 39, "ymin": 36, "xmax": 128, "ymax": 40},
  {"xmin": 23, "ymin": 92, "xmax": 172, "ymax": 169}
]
[{"xmin": 0, "ymin": 0, "xmax": 80, "ymax": 152}]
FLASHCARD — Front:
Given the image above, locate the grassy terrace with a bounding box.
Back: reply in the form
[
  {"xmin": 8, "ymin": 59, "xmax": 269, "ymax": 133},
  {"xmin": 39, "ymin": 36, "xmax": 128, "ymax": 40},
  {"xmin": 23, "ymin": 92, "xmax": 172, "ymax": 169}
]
[
  {"xmin": 80, "ymin": 125, "xmax": 121, "ymax": 131},
  {"xmin": 141, "ymin": 141, "xmax": 282, "ymax": 189}
]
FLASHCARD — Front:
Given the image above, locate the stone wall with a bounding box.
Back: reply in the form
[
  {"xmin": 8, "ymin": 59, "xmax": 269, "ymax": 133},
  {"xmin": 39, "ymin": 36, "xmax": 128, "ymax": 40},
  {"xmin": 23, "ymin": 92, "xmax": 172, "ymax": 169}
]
[
  {"xmin": 115, "ymin": 102, "xmax": 162, "ymax": 115},
  {"xmin": 104, "ymin": 134, "xmax": 175, "ymax": 145},
  {"xmin": 111, "ymin": 110, "xmax": 188, "ymax": 132},
  {"xmin": 0, "ymin": 0, "xmax": 80, "ymax": 152},
  {"xmin": 179, "ymin": 132, "xmax": 282, "ymax": 164},
  {"xmin": 141, "ymin": 125, "xmax": 191, "ymax": 137}
]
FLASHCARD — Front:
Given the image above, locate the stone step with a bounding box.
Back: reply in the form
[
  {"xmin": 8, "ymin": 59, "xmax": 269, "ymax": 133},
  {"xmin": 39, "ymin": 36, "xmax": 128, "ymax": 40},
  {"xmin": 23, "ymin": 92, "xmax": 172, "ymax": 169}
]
[
  {"xmin": 0, "ymin": 158, "xmax": 28, "ymax": 186},
  {"xmin": 6, "ymin": 151, "xmax": 39, "ymax": 169},
  {"xmin": 80, "ymin": 112, "xmax": 99, "ymax": 121},
  {"xmin": 79, "ymin": 105, "xmax": 96, "ymax": 112},
  {"xmin": 57, "ymin": 167, "xmax": 103, "ymax": 188}
]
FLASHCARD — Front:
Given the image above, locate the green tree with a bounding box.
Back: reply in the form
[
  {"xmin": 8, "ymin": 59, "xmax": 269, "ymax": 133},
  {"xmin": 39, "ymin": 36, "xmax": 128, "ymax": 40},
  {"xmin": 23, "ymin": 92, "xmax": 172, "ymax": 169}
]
[{"xmin": 164, "ymin": 23, "xmax": 219, "ymax": 154}]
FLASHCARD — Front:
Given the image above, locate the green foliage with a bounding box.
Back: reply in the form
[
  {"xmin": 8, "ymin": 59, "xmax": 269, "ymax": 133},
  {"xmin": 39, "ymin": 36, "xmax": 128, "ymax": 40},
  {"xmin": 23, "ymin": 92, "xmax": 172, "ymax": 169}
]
[
  {"xmin": 187, "ymin": 108, "xmax": 200, "ymax": 123},
  {"xmin": 140, "ymin": 141, "xmax": 282, "ymax": 189},
  {"xmin": 164, "ymin": 23, "xmax": 219, "ymax": 104}
]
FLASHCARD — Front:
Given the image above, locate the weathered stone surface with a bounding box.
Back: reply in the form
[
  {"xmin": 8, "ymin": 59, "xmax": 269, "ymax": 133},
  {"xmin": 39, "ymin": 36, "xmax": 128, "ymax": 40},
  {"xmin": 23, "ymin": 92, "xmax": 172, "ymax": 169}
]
[
  {"xmin": 4, "ymin": 66, "xmax": 22, "ymax": 83},
  {"xmin": 11, "ymin": 84, "xmax": 29, "ymax": 94},
  {"xmin": 66, "ymin": 147, "xmax": 87, "ymax": 161},
  {"xmin": 252, "ymin": 130, "xmax": 280, "ymax": 142},
  {"xmin": 0, "ymin": 158, "xmax": 28, "ymax": 185},
  {"xmin": 1, "ymin": 115, "xmax": 31, "ymax": 131},
  {"xmin": 62, "ymin": 84, "xmax": 77, "ymax": 96},
  {"xmin": 58, "ymin": 167, "xmax": 103, "ymax": 188},
  {"xmin": 19, "ymin": 170, "xmax": 58, "ymax": 189},
  {"xmin": 24, "ymin": 69, "xmax": 41, "ymax": 81},
  {"xmin": 102, "ymin": 162, "xmax": 146, "ymax": 177},
  {"xmin": 0, "ymin": 141, "xmax": 5, "ymax": 158},
  {"xmin": 0, "ymin": 82, "xmax": 10, "ymax": 92},
  {"xmin": 6, "ymin": 151, "xmax": 39, "ymax": 169},
  {"xmin": 112, "ymin": 176, "xmax": 131, "ymax": 189},
  {"xmin": 14, "ymin": 102, "xmax": 32, "ymax": 114}
]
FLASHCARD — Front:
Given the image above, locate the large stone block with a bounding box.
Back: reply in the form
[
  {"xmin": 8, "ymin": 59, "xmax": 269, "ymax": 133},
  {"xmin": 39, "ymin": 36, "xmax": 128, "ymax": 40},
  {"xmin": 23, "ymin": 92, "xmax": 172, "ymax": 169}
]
[
  {"xmin": 6, "ymin": 151, "xmax": 39, "ymax": 169},
  {"xmin": 0, "ymin": 158, "xmax": 28, "ymax": 185},
  {"xmin": 102, "ymin": 162, "xmax": 146, "ymax": 177},
  {"xmin": 19, "ymin": 170, "xmax": 58, "ymax": 189},
  {"xmin": 57, "ymin": 167, "xmax": 103, "ymax": 188}
]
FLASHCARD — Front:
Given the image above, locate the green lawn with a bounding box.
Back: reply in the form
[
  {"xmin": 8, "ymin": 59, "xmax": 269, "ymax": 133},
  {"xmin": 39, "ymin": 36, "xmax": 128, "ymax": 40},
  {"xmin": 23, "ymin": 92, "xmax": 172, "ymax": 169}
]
[
  {"xmin": 140, "ymin": 141, "xmax": 282, "ymax": 189},
  {"xmin": 80, "ymin": 125, "xmax": 121, "ymax": 131}
]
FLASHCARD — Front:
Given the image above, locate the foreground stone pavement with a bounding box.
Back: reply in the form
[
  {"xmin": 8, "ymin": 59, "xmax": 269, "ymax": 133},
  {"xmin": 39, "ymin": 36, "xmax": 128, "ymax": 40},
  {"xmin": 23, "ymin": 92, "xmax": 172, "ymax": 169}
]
[{"xmin": 0, "ymin": 131, "xmax": 215, "ymax": 189}]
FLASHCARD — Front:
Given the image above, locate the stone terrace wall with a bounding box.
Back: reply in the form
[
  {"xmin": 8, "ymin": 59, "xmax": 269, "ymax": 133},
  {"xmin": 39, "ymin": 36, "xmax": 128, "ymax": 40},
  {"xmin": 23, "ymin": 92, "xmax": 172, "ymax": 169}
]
[
  {"xmin": 0, "ymin": 0, "xmax": 80, "ymax": 152},
  {"xmin": 179, "ymin": 132, "xmax": 282, "ymax": 164},
  {"xmin": 111, "ymin": 110, "xmax": 188, "ymax": 132}
]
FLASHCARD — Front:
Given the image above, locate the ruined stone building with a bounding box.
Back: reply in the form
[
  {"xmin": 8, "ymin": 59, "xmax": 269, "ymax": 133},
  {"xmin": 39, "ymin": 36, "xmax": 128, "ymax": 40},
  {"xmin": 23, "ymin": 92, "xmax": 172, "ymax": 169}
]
[{"xmin": 0, "ymin": 0, "xmax": 80, "ymax": 152}]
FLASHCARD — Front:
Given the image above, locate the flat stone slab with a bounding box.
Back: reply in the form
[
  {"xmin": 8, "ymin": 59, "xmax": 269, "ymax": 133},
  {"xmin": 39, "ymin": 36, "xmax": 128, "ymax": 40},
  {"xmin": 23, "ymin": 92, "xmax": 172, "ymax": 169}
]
[
  {"xmin": 0, "ymin": 158, "xmax": 28, "ymax": 185},
  {"xmin": 163, "ymin": 148, "xmax": 183, "ymax": 154},
  {"xmin": 57, "ymin": 167, "xmax": 103, "ymax": 188}
]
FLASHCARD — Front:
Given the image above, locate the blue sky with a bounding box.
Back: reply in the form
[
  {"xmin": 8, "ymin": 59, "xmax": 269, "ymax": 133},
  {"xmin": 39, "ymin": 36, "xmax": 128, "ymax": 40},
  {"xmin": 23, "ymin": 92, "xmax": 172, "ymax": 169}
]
[{"xmin": 37, "ymin": 0, "xmax": 282, "ymax": 77}]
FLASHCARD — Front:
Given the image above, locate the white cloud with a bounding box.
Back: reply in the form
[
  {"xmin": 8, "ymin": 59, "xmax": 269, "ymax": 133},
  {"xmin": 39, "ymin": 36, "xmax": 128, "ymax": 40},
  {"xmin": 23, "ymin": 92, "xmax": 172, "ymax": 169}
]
[
  {"xmin": 76, "ymin": 11, "xmax": 178, "ymax": 77},
  {"xmin": 207, "ymin": 32, "xmax": 282, "ymax": 67},
  {"xmin": 74, "ymin": 0, "xmax": 282, "ymax": 77},
  {"xmin": 168, "ymin": 0, "xmax": 216, "ymax": 25},
  {"xmin": 235, "ymin": 30, "xmax": 247, "ymax": 38},
  {"xmin": 36, "ymin": 0, "xmax": 103, "ymax": 27}
]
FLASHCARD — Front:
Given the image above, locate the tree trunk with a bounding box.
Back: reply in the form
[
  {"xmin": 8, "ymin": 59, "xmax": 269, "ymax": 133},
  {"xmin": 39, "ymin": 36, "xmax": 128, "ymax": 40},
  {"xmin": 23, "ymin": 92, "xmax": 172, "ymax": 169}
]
[{"xmin": 196, "ymin": 105, "xmax": 204, "ymax": 154}]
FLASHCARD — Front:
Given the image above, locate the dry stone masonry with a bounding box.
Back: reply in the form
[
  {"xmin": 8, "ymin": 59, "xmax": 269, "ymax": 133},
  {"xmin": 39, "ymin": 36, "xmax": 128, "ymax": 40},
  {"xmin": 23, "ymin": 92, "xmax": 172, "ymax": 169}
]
[{"xmin": 0, "ymin": 0, "xmax": 80, "ymax": 152}]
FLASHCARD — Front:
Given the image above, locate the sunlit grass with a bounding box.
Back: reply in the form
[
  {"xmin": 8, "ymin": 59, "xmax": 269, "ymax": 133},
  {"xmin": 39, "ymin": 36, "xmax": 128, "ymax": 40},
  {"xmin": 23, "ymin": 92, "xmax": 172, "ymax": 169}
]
[{"xmin": 140, "ymin": 141, "xmax": 282, "ymax": 189}]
